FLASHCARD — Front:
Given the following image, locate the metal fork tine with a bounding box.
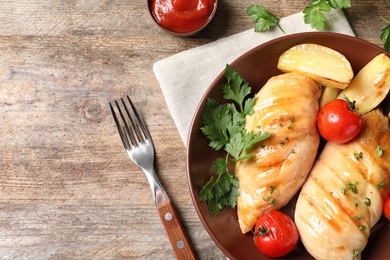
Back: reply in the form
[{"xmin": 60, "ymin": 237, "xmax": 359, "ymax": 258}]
[
  {"xmin": 120, "ymin": 96, "xmax": 144, "ymax": 145},
  {"xmin": 109, "ymin": 102, "xmax": 132, "ymax": 149},
  {"xmin": 124, "ymin": 95, "xmax": 152, "ymax": 144},
  {"xmin": 113, "ymin": 99, "xmax": 137, "ymax": 147}
]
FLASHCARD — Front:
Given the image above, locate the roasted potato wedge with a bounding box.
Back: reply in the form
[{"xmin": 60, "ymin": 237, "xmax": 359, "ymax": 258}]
[
  {"xmin": 319, "ymin": 87, "xmax": 341, "ymax": 108},
  {"xmin": 338, "ymin": 53, "xmax": 390, "ymax": 115},
  {"xmin": 278, "ymin": 44, "xmax": 353, "ymax": 89}
]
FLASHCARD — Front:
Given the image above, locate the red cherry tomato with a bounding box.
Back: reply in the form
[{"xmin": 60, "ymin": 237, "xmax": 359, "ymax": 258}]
[
  {"xmin": 254, "ymin": 210, "xmax": 299, "ymax": 257},
  {"xmin": 384, "ymin": 196, "xmax": 390, "ymax": 221},
  {"xmin": 317, "ymin": 97, "xmax": 362, "ymax": 144}
]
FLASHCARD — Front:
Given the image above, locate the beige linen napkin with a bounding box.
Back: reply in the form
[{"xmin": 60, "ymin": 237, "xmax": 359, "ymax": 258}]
[{"xmin": 153, "ymin": 9, "xmax": 355, "ymax": 145}]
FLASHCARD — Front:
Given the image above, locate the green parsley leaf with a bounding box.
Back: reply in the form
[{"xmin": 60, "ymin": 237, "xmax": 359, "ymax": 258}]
[
  {"xmin": 199, "ymin": 158, "xmax": 240, "ymax": 216},
  {"xmin": 377, "ymin": 145, "xmax": 384, "ymax": 158},
  {"xmin": 243, "ymin": 131, "xmax": 272, "ymax": 155},
  {"xmin": 303, "ymin": 0, "xmax": 331, "ymax": 31},
  {"xmin": 224, "ymin": 125, "xmax": 270, "ymax": 164},
  {"xmin": 225, "ymin": 132, "xmax": 247, "ymax": 161},
  {"xmin": 380, "ymin": 17, "xmax": 390, "ymax": 52},
  {"xmin": 210, "ymin": 158, "xmax": 229, "ymax": 175},
  {"xmin": 328, "ymin": 0, "xmax": 351, "ymax": 9},
  {"xmin": 346, "ymin": 181, "xmax": 358, "ymax": 194},
  {"xmin": 354, "ymin": 151, "xmax": 363, "ymax": 160},
  {"xmin": 377, "ymin": 182, "xmax": 385, "ymax": 189},
  {"xmin": 364, "ymin": 197, "xmax": 371, "ymax": 206},
  {"xmin": 198, "ymin": 176, "xmax": 217, "ymax": 202},
  {"xmin": 226, "ymin": 103, "xmax": 246, "ymax": 138},
  {"xmin": 246, "ymin": 5, "xmax": 285, "ymax": 33},
  {"xmin": 200, "ymin": 100, "xmax": 231, "ymax": 150},
  {"xmin": 303, "ymin": 0, "xmax": 351, "ymax": 31},
  {"xmin": 223, "ymin": 64, "xmax": 252, "ymax": 113},
  {"xmin": 199, "ymin": 64, "xmax": 272, "ymax": 216},
  {"xmin": 243, "ymin": 97, "xmax": 255, "ymax": 116}
]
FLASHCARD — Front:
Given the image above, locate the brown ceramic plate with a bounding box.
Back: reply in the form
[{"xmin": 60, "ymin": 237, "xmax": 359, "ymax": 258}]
[{"xmin": 186, "ymin": 32, "xmax": 390, "ymax": 260}]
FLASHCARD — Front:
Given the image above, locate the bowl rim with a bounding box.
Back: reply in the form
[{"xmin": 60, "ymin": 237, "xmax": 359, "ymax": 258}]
[{"xmin": 186, "ymin": 31, "xmax": 390, "ymax": 259}]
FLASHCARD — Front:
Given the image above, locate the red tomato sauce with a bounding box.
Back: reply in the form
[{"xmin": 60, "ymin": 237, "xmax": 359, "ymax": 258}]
[{"xmin": 150, "ymin": 0, "xmax": 216, "ymax": 34}]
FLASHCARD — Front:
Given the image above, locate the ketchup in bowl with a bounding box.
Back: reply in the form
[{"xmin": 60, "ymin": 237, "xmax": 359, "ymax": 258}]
[{"xmin": 149, "ymin": 0, "xmax": 217, "ymax": 35}]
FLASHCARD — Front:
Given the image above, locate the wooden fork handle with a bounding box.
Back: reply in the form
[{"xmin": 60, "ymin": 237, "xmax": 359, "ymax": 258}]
[{"xmin": 156, "ymin": 201, "xmax": 197, "ymax": 260}]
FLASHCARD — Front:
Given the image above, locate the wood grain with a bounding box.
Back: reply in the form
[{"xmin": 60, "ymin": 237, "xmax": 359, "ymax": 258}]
[
  {"xmin": 156, "ymin": 200, "xmax": 196, "ymax": 260},
  {"xmin": 0, "ymin": 0, "xmax": 389, "ymax": 259}
]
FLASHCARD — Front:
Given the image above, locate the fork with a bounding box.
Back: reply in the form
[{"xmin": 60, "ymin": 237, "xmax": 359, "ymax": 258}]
[{"xmin": 109, "ymin": 95, "xmax": 197, "ymax": 260}]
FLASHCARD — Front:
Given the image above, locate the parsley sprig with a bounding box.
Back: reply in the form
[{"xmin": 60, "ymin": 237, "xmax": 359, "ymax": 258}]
[
  {"xmin": 247, "ymin": 1, "xmax": 390, "ymax": 52},
  {"xmin": 246, "ymin": 5, "xmax": 285, "ymax": 33},
  {"xmin": 303, "ymin": 0, "xmax": 351, "ymax": 31},
  {"xmin": 199, "ymin": 64, "xmax": 272, "ymax": 217},
  {"xmin": 380, "ymin": 16, "xmax": 390, "ymax": 52}
]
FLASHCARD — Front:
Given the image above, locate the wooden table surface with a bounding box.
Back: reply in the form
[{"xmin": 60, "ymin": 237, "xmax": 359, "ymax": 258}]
[{"xmin": 1, "ymin": 0, "xmax": 389, "ymax": 259}]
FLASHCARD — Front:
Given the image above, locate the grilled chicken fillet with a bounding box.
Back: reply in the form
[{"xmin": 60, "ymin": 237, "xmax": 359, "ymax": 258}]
[
  {"xmin": 295, "ymin": 109, "xmax": 390, "ymax": 260},
  {"xmin": 236, "ymin": 72, "xmax": 321, "ymax": 234}
]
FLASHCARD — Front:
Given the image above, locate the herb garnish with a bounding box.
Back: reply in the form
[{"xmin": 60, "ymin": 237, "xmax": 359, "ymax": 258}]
[
  {"xmin": 199, "ymin": 64, "xmax": 272, "ymax": 217},
  {"xmin": 247, "ymin": 2, "xmax": 390, "ymax": 51},
  {"xmin": 376, "ymin": 145, "xmax": 384, "ymax": 158},
  {"xmin": 246, "ymin": 5, "xmax": 285, "ymax": 33},
  {"xmin": 303, "ymin": 0, "xmax": 351, "ymax": 31},
  {"xmin": 377, "ymin": 182, "xmax": 385, "ymax": 189},
  {"xmin": 364, "ymin": 197, "xmax": 371, "ymax": 206},
  {"xmin": 352, "ymin": 250, "xmax": 360, "ymax": 260},
  {"xmin": 263, "ymin": 186, "xmax": 277, "ymax": 205},
  {"xmin": 353, "ymin": 152, "xmax": 363, "ymax": 160},
  {"xmin": 247, "ymin": 1, "xmax": 351, "ymax": 32},
  {"xmin": 380, "ymin": 17, "xmax": 390, "ymax": 52},
  {"xmin": 346, "ymin": 181, "xmax": 358, "ymax": 194}
]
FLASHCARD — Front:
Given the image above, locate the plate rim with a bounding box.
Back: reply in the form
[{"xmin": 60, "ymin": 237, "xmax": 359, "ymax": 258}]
[{"xmin": 186, "ymin": 31, "xmax": 390, "ymax": 259}]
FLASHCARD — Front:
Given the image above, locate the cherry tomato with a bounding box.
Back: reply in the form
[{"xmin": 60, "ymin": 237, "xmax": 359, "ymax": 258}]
[
  {"xmin": 254, "ymin": 210, "xmax": 299, "ymax": 257},
  {"xmin": 317, "ymin": 97, "xmax": 362, "ymax": 144},
  {"xmin": 384, "ymin": 196, "xmax": 390, "ymax": 221}
]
